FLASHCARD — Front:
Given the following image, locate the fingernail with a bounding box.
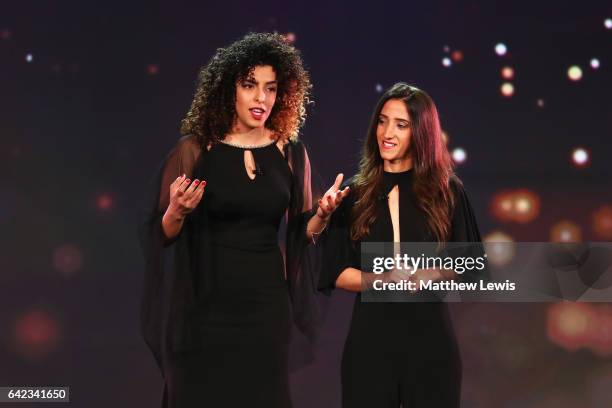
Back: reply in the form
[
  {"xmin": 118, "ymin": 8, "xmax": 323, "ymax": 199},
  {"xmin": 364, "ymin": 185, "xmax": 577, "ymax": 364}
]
[
  {"xmin": 194, "ymin": 180, "xmax": 199, "ymax": 185},
  {"xmin": 185, "ymin": 179, "xmax": 190, "ymax": 184},
  {"xmin": 201, "ymin": 181, "xmax": 207, "ymax": 187}
]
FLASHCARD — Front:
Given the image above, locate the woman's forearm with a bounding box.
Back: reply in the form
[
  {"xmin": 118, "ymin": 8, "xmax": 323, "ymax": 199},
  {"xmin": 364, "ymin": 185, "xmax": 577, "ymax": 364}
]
[
  {"xmin": 305, "ymin": 212, "xmax": 329, "ymax": 242},
  {"xmin": 335, "ymin": 267, "xmax": 383, "ymax": 292},
  {"xmin": 161, "ymin": 208, "xmax": 185, "ymax": 241}
]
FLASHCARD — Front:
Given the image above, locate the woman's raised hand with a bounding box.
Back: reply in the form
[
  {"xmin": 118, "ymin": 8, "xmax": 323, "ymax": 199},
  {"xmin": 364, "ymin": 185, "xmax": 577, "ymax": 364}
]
[
  {"xmin": 317, "ymin": 173, "xmax": 350, "ymax": 220},
  {"xmin": 167, "ymin": 174, "xmax": 206, "ymax": 219}
]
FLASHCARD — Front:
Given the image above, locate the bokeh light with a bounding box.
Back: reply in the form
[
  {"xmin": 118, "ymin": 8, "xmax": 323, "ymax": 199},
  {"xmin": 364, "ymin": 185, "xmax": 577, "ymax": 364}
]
[
  {"xmin": 512, "ymin": 190, "xmax": 541, "ymax": 223},
  {"xmin": 25, "ymin": 53, "xmax": 33, "ymax": 63},
  {"xmin": 567, "ymin": 65, "xmax": 583, "ymax": 81},
  {"xmin": 592, "ymin": 205, "xmax": 612, "ymax": 240},
  {"xmin": 13, "ymin": 310, "xmax": 61, "ymax": 360},
  {"xmin": 501, "ymin": 66, "xmax": 514, "ymax": 79},
  {"xmin": 483, "ymin": 231, "xmax": 515, "ymax": 267},
  {"xmin": 442, "ymin": 57, "xmax": 452, "ymax": 67},
  {"xmin": 571, "ymin": 147, "xmax": 589, "ymax": 167},
  {"xmin": 375, "ymin": 83, "xmax": 383, "ymax": 93},
  {"xmin": 550, "ymin": 220, "xmax": 582, "ymax": 242},
  {"xmin": 547, "ymin": 302, "xmax": 594, "ymax": 351},
  {"xmin": 605, "ymin": 18, "xmax": 612, "ymax": 29},
  {"xmin": 147, "ymin": 64, "xmax": 159, "ymax": 75},
  {"xmin": 284, "ymin": 32, "xmax": 296, "ymax": 43},
  {"xmin": 536, "ymin": 98, "xmax": 545, "ymax": 108},
  {"xmin": 495, "ymin": 43, "xmax": 507, "ymax": 56},
  {"xmin": 491, "ymin": 189, "xmax": 540, "ymax": 223},
  {"xmin": 1, "ymin": 28, "xmax": 11, "ymax": 40},
  {"xmin": 96, "ymin": 193, "xmax": 114, "ymax": 211},
  {"xmin": 451, "ymin": 147, "xmax": 466, "ymax": 163},
  {"xmin": 443, "ymin": 45, "xmax": 450, "ymax": 53},
  {"xmin": 590, "ymin": 58, "xmax": 600, "ymax": 69},
  {"xmin": 451, "ymin": 50, "xmax": 463, "ymax": 62},
  {"xmin": 501, "ymin": 82, "xmax": 514, "ymax": 97},
  {"xmin": 52, "ymin": 243, "xmax": 84, "ymax": 277}
]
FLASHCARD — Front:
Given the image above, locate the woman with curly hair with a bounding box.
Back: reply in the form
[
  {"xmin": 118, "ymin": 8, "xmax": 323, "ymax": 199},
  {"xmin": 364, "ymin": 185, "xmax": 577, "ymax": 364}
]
[
  {"xmin": 319, "ymin": 83, "xmax": 484, "ymax": 407},
  {"xmin": 139, "ymin": 32, "xmax": 348, "ymax": 407}
]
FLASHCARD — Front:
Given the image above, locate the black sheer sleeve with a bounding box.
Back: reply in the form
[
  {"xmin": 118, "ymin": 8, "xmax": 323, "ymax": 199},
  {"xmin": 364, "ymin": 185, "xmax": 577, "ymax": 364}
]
[
  {"xmin": 284, "ymin": 140, "xmax": 323, "ymax": 341},
  {"xmin": 317, "ymin": 179, "xmax": 359, "ymax": 292},
  {"xmin": 137, "ymin": 135, "xmax": 209, "ymax": 375},
  {"xmin": 447, "ymin": 176, "xmax": 489, "ymax": 284}
]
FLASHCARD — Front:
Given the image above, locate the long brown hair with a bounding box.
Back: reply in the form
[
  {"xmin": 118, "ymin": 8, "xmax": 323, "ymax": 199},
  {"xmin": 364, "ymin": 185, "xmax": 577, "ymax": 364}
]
[{"xmin": 351, "ymin": 83, "xmax": 456, "ymax": 242}]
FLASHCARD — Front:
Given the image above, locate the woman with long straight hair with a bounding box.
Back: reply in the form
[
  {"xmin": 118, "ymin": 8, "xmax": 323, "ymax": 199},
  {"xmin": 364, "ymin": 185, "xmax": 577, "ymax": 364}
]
[{"xmin": 320, "ymin": 82, "xmax": 483, "ymax": 407}]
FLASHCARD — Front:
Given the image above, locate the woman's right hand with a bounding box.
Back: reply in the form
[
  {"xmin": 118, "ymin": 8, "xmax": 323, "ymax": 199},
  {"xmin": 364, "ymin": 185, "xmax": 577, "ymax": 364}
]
[{"xmin": 166, "ymin": 174, "xmax": 206, "ymax": 219}]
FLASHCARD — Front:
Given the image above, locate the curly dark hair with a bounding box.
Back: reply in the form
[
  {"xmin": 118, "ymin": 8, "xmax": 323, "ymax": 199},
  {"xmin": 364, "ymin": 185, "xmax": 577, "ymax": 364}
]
[{"xmin": 180, "ymin": 32, "xmax": 312, "ymax": 146}]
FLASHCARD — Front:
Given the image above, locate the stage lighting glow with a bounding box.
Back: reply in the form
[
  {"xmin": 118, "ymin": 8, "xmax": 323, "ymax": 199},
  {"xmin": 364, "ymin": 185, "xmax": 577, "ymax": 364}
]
[
  {"xmin": 483, "ymin": 231, "xmax": 515, "ymax": 267},
  {"xmin": 53, "ymin": 244, "xmax": 83, "ymax": 276},
  {"xmin": 96, "ymin": 193, "xmax": 113, "ymax": 210},
  {"xmin": 443, "ymin": 45, "xmax": 450, "ymax": 53},
  {"xmin": 147, "ymin": 64, "xmax": 159, "ymax": 75},
  {"xmin": 567, "ymin": 65, "xmax": 583, "ymax": 81},
  {"xmin": 550, "ymin": 220, "xmax": 582, "ymax": 243},
  {"xmin": 501, "ymin": 82, "xmax": 514, "ymax": 97},
  {"xmin": 605, "ymin": 18, "xmax": 612, "ymax": 29},
  {"xmin": 25, "ymin": 53, "xmax": 33, "ymax": 63},
  {"xmin": 491, "ymin": 190, "xmax": 540, "ymax": 223},
  {"xmin": 451, "ymin": 147, "xmax": 466, "ymax": 163},
  {"xmin": 572, "ymin": 147, "xmax": 589, "ymax": 166},
  {"xmin": 592, "ymin": 206, "xmax": 612, "ymax": 240},
  {"xmin": 442, "ymin": 57, "xmax": 452, "ymax": 67},
  {"xmin": 547, "ymin": 302, "xmax": 594, "ymax": 351},
  {"xmin": 501, "ymin": 66, "xmax": 514, "ymax": 79},
  {"xmin": 375, "ymin": 83, "xmax": 383, "ymax": 93},
  {"xmin": 537, "ymin": 99, "xmax": 545, "ymax": 108},
  {"xmin": 14, "ymin": 310, "xmax": 61, "ymax": 360},
  {"xmin": 590, "ymin": 58, "xmax": 600, "ymax": 69},
  {"xmin": 284, "ymin": 32, "xmax": 296, "ymax": 43},
  {"xmin": 495, "ymin": 43, "xmax": 507, "ymax": 56},
  {"xmin": 451, "ymin": 50, "xmax": 463, "ymax": 62}
]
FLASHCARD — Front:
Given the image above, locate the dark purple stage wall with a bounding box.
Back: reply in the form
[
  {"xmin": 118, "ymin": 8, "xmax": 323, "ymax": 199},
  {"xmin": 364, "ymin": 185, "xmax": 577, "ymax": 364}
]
[{"xmin": 2, "ymin": 1, "xmax": 612, "ymax": 407}]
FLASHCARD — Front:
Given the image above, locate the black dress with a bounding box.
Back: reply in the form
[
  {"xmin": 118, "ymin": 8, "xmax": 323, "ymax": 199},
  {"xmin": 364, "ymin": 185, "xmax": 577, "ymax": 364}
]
[
  {"xmin": 138, "ymin": 135, "xmax": 320, "ymax": 408},
  {"xmin": 320, "ymin": 169, "xmax": 483, "ymax": 408}
]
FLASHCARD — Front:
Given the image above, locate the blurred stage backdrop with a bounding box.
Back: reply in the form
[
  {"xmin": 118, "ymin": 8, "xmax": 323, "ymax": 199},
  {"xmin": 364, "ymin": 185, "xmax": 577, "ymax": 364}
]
[{"xmin": 1, "ymin": 1, "xmax": 612, "ymax": 407}]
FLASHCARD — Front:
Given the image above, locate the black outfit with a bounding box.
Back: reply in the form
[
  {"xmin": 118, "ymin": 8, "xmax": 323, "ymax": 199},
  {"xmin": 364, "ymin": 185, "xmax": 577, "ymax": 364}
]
[
  {"xmin": 138, "ymin": 136, "xmax": 320, "ymax": 408},
  {"xmin": 320, "ymin": 169, "xmax": 483, "ymax": 408}
]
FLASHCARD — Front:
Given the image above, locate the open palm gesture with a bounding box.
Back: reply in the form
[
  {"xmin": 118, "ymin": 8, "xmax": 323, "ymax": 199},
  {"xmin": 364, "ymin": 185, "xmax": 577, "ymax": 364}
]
[
  {"xmin": 168, "ymin": 174, "xmax": 206, "ymax": 218},
  {"xmin": 317, "ymin": 173, "xmax": 350, "ymax": 220}
]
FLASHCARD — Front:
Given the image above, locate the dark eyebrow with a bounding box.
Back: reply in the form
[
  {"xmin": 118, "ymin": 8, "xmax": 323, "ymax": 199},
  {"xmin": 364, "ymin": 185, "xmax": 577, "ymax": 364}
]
[
  {"xmin": 243, "ymin": 78, "xmax": 278, "ymax": 85},
  {"xmin": 379, "ymin": 113, "xmax": 410, "ymax": 123}
]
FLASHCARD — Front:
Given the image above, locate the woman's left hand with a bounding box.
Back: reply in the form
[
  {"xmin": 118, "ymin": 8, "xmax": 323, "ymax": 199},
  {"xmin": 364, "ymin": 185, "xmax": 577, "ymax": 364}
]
[
  {"xmin": 407, "ymin": 268, "xmax": 444, "ymax": 293},
  {"xmin": 317, "ymin": 173, "xmax": 350, "ymax": 219}
]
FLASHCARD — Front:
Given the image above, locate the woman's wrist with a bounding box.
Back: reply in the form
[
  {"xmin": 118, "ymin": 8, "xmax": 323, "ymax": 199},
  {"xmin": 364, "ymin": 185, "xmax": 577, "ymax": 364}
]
[
  {"xmin": 316, "ymin": 206, "xmax": 330, "ymax": 221},
  {"xmin": 165, "ymin": 204, "xmax": 186, "ymax": 223}
]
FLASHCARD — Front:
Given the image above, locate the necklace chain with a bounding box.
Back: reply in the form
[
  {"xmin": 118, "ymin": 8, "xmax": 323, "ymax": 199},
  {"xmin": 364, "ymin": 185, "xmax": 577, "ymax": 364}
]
[{"xmin": 219, "ymin": 138, "xmax": 276, "ymax": 149}]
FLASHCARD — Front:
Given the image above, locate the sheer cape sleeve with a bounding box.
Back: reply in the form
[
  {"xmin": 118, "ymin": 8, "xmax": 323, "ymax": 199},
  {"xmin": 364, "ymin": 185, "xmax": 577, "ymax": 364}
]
[
  {"xmin": 283, "ymin": 140, "xmax": 326, "ymax": 354},
  {"xmin": 138, "ymin": 136, "xmax": 326, "ymax": 375},
  {"xmin": 447, "ymin": 176, "xmax": 489, "ymax": 285},
  {"xmin": 317, "ymin": 178, "xmax": 359, "ymax": 292},
  {"xmin": 137, "ymin": 135, "xmax": 211, "ymax": 376}
]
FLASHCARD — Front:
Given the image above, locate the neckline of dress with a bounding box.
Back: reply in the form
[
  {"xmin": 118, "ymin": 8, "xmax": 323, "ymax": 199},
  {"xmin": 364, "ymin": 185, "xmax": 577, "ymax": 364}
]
[
  {"xmin": 219, "ymin": 138, "xmax": 277, "ymax": 150},
  {"xmin": 383, "ymin": 168, "xmax": 414, "ymax": 176}
]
